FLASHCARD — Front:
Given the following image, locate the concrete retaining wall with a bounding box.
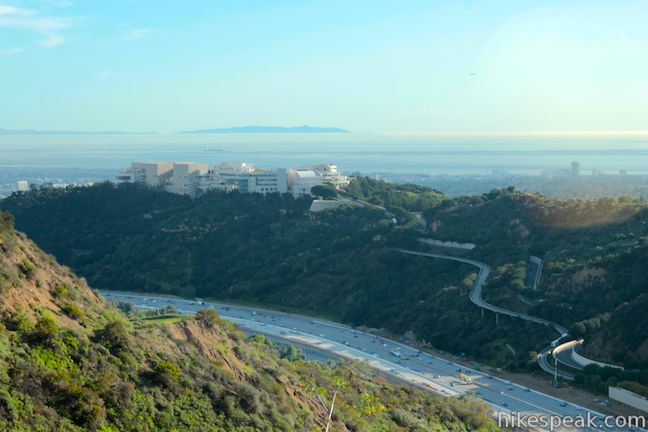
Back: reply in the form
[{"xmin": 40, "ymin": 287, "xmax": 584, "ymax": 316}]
[
  {"xmin": 572, "ymin": 348, "xmax": 624, "ymax": 370},
  {"xmin": 609, "ymin": 386, "xmax": 648, "ymax": 413},
  {"xmin": 554, "ymin": 340, "xmax": 623, "ymax": 370},
  {"xmin": 418, "ymin": 238, "xmax": 476, "ymax": 250}
]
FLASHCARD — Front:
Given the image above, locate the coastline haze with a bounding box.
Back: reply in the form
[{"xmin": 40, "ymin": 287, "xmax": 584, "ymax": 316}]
[{"xmin": 2, "ymin": 132, "xmax": 648, "ymax": 175}]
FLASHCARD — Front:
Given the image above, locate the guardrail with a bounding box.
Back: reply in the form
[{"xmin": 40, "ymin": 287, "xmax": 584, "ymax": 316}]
[{"xmin": 398, "ymin": 247, "xmax": 574, "ymax": 381}]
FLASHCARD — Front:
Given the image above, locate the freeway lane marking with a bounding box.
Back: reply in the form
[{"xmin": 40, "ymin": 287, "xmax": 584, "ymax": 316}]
[
  {"xmin": 109, "ymin": 291, "xmax": 624, "ymax": 431},
  {"xmin": 225, "ymin": 317, "xmax": 467, "ymax": 398},
  {"xmin": 502, "ymin": 391, "xmax": 563, "ymax": 417}
]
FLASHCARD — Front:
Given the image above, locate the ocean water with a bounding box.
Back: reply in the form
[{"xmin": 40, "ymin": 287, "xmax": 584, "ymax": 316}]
[{"xmin": 2, "ymin": 133, "xmax": 648, "ymax": 175}]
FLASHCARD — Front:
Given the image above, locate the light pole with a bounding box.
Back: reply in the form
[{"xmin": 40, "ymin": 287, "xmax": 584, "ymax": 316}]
[
  {"xmin": 325, "ymin": 391, "xmax": 337, "ymax": 432},
  {"xmin": 553, "ymin": 350, "xmax": 559, "ymax": 387}
]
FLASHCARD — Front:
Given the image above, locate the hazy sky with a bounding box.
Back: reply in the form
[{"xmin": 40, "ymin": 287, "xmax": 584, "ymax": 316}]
[{"xmin": 1, "ymin": 0, "xmax": 647, "ymax": 133}]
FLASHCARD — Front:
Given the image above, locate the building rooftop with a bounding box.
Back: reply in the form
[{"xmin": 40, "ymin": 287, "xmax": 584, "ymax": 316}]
[{"xmin": 293, "ymin": 170, "xmax": 319, "ymax": 178}]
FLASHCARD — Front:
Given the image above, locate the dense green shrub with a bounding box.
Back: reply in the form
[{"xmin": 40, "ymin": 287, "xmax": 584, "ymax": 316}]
[
  {"xmin": 93, "ymin": 320, "xmax": 131, "ymax": 354},
  {"xmin": 33, "ymin": 312, "xmax": 60, "ymax": 341}
]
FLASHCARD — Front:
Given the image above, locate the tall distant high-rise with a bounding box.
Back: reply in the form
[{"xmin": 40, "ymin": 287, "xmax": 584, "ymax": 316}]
[
  {"xmin": 16, "ymin": 181, "xmax": 29, "ymax": 192},
  {"xmin": 571, "ymin": 161, "xmax": 581, "ymax": 177}
]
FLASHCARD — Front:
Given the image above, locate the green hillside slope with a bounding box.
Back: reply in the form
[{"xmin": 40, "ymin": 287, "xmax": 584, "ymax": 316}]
[
  {"xmin": 4, "ymin": 180, "xmax": 648, "ymax": 374},
  {"xmin": 0, "ymin": 212, "xmax": 497, "ymax": 431}
]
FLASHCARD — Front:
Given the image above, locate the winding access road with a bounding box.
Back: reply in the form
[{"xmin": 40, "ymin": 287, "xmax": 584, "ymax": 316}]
[
  {"xmin": 351, "ymin": 198, "xmax": 600, "ymax": 379},
  {"xmin": 397, "ymin": 249, "xmax": 574, "ymax": 381}
]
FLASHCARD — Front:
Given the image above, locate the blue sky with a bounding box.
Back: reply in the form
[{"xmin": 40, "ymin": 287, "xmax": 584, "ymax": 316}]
[{"xmin": 1, "ymin": 0, "xmax": 647, "ymax": 133}]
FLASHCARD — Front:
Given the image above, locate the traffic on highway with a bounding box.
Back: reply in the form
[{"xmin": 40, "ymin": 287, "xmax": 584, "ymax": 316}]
[{"xmin": 100, "ymin": 290, "xmax": 643, "ymax": 432}]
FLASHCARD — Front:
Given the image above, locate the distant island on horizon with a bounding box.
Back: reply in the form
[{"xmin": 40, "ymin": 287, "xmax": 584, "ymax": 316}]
[
  {"xmin": 0, "ymin": 128, "xmax": 157, "ymax": 136},
  {"xmin": 179, "ymin": 125, "xmax": 349, "ymax": 134}
]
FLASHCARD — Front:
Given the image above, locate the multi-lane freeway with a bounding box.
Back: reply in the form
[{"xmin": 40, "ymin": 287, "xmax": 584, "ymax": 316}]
[{"xmin": 99, "ymin": 290, "xmax": 643, "ymax": 432}]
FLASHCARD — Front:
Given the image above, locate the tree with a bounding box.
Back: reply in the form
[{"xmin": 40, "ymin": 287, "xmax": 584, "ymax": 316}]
[
  {"xmin": 311, "ymin": 184, "xmax": 338, "ymax": 200},
  {"xmin": 283, "ymin": 345, "xmax": 300, "ymax": 361},
  {"xmin": 116, "ymin": 301, "xmax": 135, "ymax": 316},
  {"xmin": 94, "ymin": 320, "xmax": 131, "ymax": 354}
]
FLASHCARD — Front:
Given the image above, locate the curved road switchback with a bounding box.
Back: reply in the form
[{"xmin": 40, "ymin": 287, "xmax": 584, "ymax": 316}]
[
  {"xmin": 351, "ymin": 197, "xmax": 604, "ymax": 379},
  {"xmin": 397, "ymin": 248, "xmax": 575, "ymax": 381},
  {"xmin": 554, "ymin": 340, "xmax": 588, "ymax": 371},
  {"xmin": 397, "ymin": 249, "xmax": 568, "ymax": 336},
  {"xmin": 354, "ymin": 198, "xmax": 621, "ymax": 379}
]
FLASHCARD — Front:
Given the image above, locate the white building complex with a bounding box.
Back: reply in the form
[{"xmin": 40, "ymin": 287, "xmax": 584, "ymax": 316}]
[
  {"xmin": 118, "ymin": 161, "xmax": 349, "ymax": 198},
  {"xmin": 287, "ymin": 164, "xmax": 351, "ymax": 197},
  {"xmin": 310, "ymin": 164, "xmax": 350, "ymax": 189},
  {"xmin": 117, "ymin": 162, "xmax": 174, "ymax": 187},
  {"xmin": 288, "ymin": 169, "xmax": 322, "ymax": 196}
]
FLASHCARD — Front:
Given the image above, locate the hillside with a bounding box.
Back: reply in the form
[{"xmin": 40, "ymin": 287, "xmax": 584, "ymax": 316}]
[
  {"xmin": 0, "ymin": 183, "xmax": 556, "ymax": 371},
  {"xmin": 0, "ymin": 212, "xmax": 498, "ymax": 431},
  {"xmin": 418, "ymin": 187, "xmax": 648, "ymax": 366},
  {"xmin": 3, "ymin": 178, "xmax": 647, "ymax": 394}
]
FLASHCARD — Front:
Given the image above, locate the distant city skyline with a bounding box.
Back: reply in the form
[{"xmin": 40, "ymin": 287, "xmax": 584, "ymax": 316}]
[{"xmin": 1, "ymin": 0, "xmax": 647, "ymax": 134}]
